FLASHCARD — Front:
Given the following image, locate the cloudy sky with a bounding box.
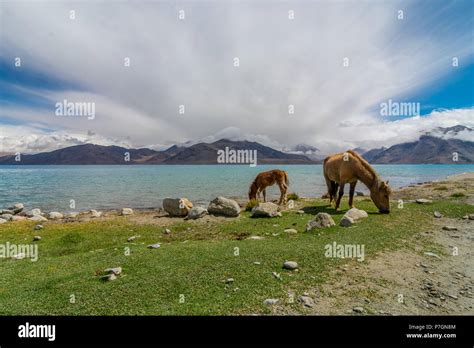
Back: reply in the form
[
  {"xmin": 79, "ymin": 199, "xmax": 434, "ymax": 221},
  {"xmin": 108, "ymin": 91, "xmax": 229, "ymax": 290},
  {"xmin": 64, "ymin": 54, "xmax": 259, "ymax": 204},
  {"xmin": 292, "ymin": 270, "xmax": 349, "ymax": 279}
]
[{"xmin": 0, "ymin": 0, "xmax": 473, "ymax": 154}]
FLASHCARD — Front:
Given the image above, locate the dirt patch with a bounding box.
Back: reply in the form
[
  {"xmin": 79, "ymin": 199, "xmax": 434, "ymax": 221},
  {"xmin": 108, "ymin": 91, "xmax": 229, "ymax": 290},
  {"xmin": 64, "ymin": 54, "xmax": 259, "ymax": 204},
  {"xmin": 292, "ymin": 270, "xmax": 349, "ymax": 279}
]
[{"xmin": 276, "ymin": 173, "xmax": 474, "ymax": 315}]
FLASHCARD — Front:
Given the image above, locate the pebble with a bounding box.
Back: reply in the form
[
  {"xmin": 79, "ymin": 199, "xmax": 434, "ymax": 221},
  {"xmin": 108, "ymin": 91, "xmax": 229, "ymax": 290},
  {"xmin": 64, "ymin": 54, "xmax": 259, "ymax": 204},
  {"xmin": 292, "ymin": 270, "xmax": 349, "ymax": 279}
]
[
  {"xmin": 104, "ymin": 267, "xmax": 122, "ymax": 275},
  {"xmin": 33, "ymin": 236, "xmax": 42, "ymax": 241},
  {"xmin": 225, "ymin": 278, "xmax": 234, "ymax": 284},
  {"xmin": 284, "ymin": 228, "xmax": 298, "ymax": 234},
  {"xmin": 416, "ymin": 198, "xmax": 433, "ymax": 204},
  {"xmin": 164, "ymin": 228, "xmax": 171, "ymax": 234},
  {"xmin": 102, "ymin": 273, "xmax": 117, "ymax": 281},
  {"xmin": 433, "ymin": 211, "xmax": 442, "ymax": 218},
  {"xmin": 127, "ymin": 236, "xmax": 138, "ymax": 242},
  {"xmin": 298, "ymin": 296, "xmax": 314, "ymax": 308},
  {"xmin": 424, "ymin": 252, "xmax": 441, "ymax": 260},
  {"xmin": 34, "ymin": 224, "xmax": 43, "ymax": 230},
  {"xmin": 283, "ymin": 261, "xmax": 298, "ymax": 270},
  {"xmin": 247, "ymin": 236, "xmax": 264, "ymax": 240},
  {"xmin": 352, "ymin": 306, "xmax": 364, "ymax": 313},
  {"xmin": 148, "ymin": 243, "xmax": 161, "ymax": 249},
  {"xmin": 442, "ymin": 226, "xmax": 458, "ymax": 231},
  {"xmin": 263, "ymin": 298, "xmax": 279, "ymax": 305},
  {"xmin": 296, "ymin": 210, "xmax": 305, "ymax": 214},
  {"xmin": 253, "ymin": 262, "xmax": 261, "ymax": 265},
  {"xmin": 272, "ymin": 272, "xmax": 282, "ymax": 281}
]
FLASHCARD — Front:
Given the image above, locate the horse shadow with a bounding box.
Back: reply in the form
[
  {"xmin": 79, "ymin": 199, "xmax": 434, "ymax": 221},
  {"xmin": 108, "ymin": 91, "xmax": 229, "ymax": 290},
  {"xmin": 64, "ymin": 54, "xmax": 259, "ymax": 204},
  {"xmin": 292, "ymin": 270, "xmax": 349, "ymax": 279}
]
[{"xmin": 302, "ymin": 205, "xmax": 346, "ymax": 216}]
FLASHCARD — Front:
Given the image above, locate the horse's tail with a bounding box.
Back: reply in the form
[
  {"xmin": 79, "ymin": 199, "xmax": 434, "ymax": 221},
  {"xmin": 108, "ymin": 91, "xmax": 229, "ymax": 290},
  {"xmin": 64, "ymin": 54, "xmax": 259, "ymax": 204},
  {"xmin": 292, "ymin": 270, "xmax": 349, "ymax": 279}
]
[{"xmin": 284, "ymin": 171, "xmax": 289, "ymax": 186}]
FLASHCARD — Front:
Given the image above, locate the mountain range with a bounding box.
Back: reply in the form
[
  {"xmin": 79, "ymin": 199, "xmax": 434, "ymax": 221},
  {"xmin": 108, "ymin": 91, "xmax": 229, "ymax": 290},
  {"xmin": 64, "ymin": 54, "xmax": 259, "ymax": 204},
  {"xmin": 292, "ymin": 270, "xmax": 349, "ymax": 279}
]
[{"xmin": 0, "ymin": 126, "xmax": 472, "ymax": 165}]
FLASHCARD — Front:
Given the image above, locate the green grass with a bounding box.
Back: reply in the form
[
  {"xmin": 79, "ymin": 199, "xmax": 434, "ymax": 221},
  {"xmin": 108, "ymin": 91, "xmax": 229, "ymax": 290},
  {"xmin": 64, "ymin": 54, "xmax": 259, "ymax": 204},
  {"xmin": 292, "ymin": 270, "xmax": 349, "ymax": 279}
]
[{"xmin": 0, "ymin": 198, "xmax": 470, "ymax": 315}]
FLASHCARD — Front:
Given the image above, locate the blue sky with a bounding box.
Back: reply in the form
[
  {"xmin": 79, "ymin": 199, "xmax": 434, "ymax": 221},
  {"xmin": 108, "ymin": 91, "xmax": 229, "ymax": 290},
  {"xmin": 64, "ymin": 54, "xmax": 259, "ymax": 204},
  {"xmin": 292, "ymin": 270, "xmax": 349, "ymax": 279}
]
[{"xmin": 0, "ymin": 0, "xmax": 473, "ymax": 154}]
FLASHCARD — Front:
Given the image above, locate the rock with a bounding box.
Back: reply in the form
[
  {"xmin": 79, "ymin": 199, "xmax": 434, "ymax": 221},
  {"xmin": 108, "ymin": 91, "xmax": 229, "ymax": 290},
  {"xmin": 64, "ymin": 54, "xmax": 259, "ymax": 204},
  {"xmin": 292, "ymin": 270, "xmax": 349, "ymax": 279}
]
[
  {"xmin": 442, "ymin": 226, "xmax": 458, "ymax": 231},
  {"xmin": 0, "ymin": 218, "xmax": 7, "ymax": 224},
  {"xmin": 344, "ymin": 208, "xmax": 368, "ymax": 221},
  {"xmin": 283, "ymin": 261, "xmax": 298, "ymax": 270},
  {"xmin": 33, "ymin": 236, "xmax": 42, "ymax": 241},
  {"xmin": 424, "ymin": 252, "xmax": 441, "ymax": 260},
  {"xmin": 416, "ymin": 198, "xmax": 432, "ymax": 204},
  {"xmin": 353, "ymin": 306, "xmax": 364, "ymax": 313},
  {"xmin": 8, "ymin": 203, "xmax": 24, "ymax": 214},
  {"xmin": 163, "ymin": 198, "xmax": 193, "ymax": 217},
  {"xmin": 340, "ymin": 216, "xmax": 355, "ymax": 227},
  {"xmin": 186, "ymin": 206, "xmax": 208, "ymax": 220},
  {"xmin": 11, "ymin": 216, "xmax": 26, "ymax": 222},
  {"xmin": 296, "ymin": 210, "xmax": 305, "ymax": 214},
  {"xmin": 65, "ymin": 212, "xmax": 79, "ymax": 218},
  {"xmin": 263, "ymin": 298, "xmax": 279, "ymax": 305},
  {"xmin": 225, "ymin": 278, "xmax": 234, "ymax": 284},
  {"xmin": 121, "ymin": 208, "xmax": 134, "ymax": 216},
  {"xmin": 298, "ymin": 296, "xmax": 314, "ymax": 308},
  {"xmin": 90, "ymin": 210, "xmax": 102, "ymax": 218},
  {"xmin": 433, "ymin": 211, "xmax": 442, "ymax": 218},
  {"xmin": 148, "ymin": 243, "xmax": 161, "ymax": 249},
  {"xmin": 48, "ymin": 212, "xmax": 63, "ymax": 220},
  {"xmin": 127, "ymin": 235, "xmax": 138, "ymax": 242},
  {"xmin": 104, "ymin": 267, "xmax": 122, "ymax": 275},
  {"xmin": 356, "ymin": 191, "xmax": 364, "ymax": 196},
  {"xmin": 23, "ymin": 208, "xmax": 42, "ymax": 217},
  {"xmin": 272, "ymin": 272, "xmax": 282, "ymax": 280},
  {"xmin": 253, "ymin": 261, "xmax": 261, "ymax": 265},
  {"xmin": 247, "ymin": 236, "xmax": 264, "ymax": 240},
  {"xmin": 34, "ymin": 224, "xmax": 44, "ymax": 230},
  {"xmin": 29, "ymin": 215, "xmax": 47, "ymax": 222},
  {"xmin": 164, "ymin": 228, "xmax": 171, "ymax": 234},
  {"xmin": 306, "ymin": 213, "xmax": 335, "ymax": 231},
  {"xmin": 284, "ymin": 228, "xmax": 298, "ymax": 234},
  {"xmin": 102, "ymin": 273, "xmax": 117, "ymax": 281},
  {"xmin": 1, "ymin": 209, "xmax": 14, "ymax": 215},
  {"xmin": 469, "ymin": 214, "xmax": 474, "ymax": 220},
  {"xmin": 251, "ymin": 202, "xmax": 280, "ymax": 218},
  {"xmin": 0, "ymin": 214, "xmax": 13, "ymax": 221},
  {"xmin": 208, "ymin": 197, "xmax": 240, "ymax": 217}
]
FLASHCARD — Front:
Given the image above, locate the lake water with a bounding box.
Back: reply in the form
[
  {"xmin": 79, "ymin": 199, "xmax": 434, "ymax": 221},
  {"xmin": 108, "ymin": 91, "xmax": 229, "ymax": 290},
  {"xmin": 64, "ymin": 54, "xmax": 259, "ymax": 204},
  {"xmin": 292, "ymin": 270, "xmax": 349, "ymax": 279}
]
[{"xmin": 0, "ymin": 164, "xmax": 473, "ymax": 212}]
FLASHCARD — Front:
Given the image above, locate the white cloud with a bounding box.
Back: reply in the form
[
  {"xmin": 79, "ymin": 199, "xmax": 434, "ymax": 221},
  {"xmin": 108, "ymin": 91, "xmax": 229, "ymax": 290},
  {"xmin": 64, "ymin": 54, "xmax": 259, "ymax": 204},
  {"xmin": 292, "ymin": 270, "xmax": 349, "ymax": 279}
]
[{"xmin": 0, "ymin": 1, "xmax": 473, "ymax": 154}]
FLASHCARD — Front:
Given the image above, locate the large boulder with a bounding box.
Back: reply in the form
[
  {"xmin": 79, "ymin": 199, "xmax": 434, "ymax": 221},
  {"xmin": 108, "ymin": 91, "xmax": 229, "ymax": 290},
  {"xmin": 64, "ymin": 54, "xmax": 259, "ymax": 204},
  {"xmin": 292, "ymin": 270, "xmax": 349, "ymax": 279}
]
[
  {"xmin": 48, "ymin": 212, "xmax": 64, "ymax": 220},
  {"xmin": 8, "ymin": 203, "xmax": 24, "ymax": 214},
  {"xmin": 121, "ymin": 208, "xmax": 134, "ymax": 216},
  {"xmin": 28, "ymin": 215, "xmax": 47, "ymax": 222},
  {"xmin": 0, "ymin": 214, "xmax": 13, "ymax": 221},
  {"xmin": 22, "ymin": 208, "xmax": 42, "ymax": 217},
  {"xmin": 0, "ymin": 218, "xmax": 7, "ymax": 224},
  {"xmin": 343, "ymin": 208, "xmax": 368, "ymax": 222},
  {"xmin": 340, "ymin": 208, "xmax": 367, "ymax": 227},
  {"xmin": 251, "ymin": 202, "xmax": 279, "ymax": 218},
  {"xmin": 208, "ymin": 197, "xmax": 240, "ymax": 217},
  {"xmin": 11, "ymin": 216, "xmax": 26, "ymax": 222},
  {"xmin": 187, "ymin": 206, "xmax": 208, "ymax": 220},
  {"xmin": 163, "ymin": 198, "xmax": 193, "ymax": 217},
  {"xmin": 306, "ymin": 212, "xmax": 335, "ymax": 231}
]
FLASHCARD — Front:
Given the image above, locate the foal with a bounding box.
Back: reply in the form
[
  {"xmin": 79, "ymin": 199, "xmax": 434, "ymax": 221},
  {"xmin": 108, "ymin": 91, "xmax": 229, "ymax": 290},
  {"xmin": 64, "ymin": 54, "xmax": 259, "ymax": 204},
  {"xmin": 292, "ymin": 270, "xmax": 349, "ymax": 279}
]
[{"xmin": 248, "ymin": 169, "xmax": 289, "ymax": 205}]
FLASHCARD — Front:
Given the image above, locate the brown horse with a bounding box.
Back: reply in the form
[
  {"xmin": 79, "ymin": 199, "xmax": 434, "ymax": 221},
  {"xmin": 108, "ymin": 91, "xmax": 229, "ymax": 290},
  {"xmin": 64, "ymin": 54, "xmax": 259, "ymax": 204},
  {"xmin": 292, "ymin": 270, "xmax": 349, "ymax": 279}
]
[
  {"xmin": 323, "ymin": 150, "xmax": 391, "ymax": 213},
  {"xmin": 249, "ymin": 169, "xmax": 289, "ymax": 205}
]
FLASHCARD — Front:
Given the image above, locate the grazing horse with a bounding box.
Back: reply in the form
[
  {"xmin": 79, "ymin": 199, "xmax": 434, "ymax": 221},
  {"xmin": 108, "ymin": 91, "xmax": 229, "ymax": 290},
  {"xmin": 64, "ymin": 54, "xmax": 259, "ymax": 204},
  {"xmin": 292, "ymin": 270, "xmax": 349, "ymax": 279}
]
[
  {"xmin": 249, "ymin": 169, "xmax": 289, "ymax": 205},
  {"xmin": 323, "ymin": 150, "xmax": 392, "ymax": 213}
]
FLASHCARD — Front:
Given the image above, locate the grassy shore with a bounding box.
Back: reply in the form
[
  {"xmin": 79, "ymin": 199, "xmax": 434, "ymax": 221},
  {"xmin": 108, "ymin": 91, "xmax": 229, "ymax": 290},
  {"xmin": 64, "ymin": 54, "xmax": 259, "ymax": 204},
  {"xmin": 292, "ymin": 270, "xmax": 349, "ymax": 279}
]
[{"xmin": 1, "ymin": 178, "xmax": 472, "ymax": 315}]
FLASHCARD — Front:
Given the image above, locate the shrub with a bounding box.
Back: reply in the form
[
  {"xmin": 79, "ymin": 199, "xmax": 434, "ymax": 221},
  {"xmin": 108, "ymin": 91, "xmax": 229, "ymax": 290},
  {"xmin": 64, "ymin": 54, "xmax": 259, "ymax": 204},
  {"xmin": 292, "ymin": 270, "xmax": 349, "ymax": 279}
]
[
  {"xmin": 451, "ymin": 192, "xmax": 466, "ymax": 198},
  {"xmin": 245, "ymin": 199, "xmax": 258, "ymax": 211},
  {"xmin": 287, "ymin": 192, "xmax": 300, "ymax": 201}
]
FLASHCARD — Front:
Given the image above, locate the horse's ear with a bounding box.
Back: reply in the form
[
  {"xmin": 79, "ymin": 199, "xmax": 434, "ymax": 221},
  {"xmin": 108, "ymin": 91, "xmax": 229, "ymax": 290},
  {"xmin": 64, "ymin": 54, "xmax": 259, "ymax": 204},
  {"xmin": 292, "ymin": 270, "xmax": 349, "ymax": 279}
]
[{"xmin": 386, "ymin": 180, "xmax": 389, "ymax": 185}]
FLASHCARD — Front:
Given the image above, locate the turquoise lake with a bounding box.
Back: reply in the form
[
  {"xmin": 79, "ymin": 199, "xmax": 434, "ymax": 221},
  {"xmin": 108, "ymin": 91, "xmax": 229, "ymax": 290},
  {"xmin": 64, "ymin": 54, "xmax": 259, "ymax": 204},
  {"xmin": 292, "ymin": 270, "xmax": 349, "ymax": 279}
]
[{"xmin": 0, "ymin": 164, "xmax": 473, "ymax": 211}]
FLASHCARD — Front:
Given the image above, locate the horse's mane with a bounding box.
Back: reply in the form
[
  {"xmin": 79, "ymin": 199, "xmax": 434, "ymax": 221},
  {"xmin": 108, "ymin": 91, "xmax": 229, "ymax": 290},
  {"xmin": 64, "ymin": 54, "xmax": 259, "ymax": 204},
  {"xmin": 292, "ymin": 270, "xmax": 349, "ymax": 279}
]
[{"xmin": 347, "ymin": 150, "xmax": 380, "ymax": 183}]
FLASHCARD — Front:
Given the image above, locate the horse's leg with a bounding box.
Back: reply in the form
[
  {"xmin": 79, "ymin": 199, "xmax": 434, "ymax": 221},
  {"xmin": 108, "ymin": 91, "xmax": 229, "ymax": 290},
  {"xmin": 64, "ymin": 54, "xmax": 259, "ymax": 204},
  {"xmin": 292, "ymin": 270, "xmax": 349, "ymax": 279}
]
[
  {"xmin": 335, "ymin": 183, "xmax": 345, "ymax": 210},
  {"xmin": 332, "ymin": 182, "xmax": 339, "ymax": 208},
  {"xmin": 263, "ymin": 188, "xmax": 266, "ymax": 202},
  {"xmin": 324, "ymin": 176, "xmax": 333, "ymax": 203},
  {"xmin": 348, "ymin": 181, "xmax": 357, "ymax": 208},
  {"xmin": 277, "ymin": 182, "xmax": 286, "ymax": 205}
]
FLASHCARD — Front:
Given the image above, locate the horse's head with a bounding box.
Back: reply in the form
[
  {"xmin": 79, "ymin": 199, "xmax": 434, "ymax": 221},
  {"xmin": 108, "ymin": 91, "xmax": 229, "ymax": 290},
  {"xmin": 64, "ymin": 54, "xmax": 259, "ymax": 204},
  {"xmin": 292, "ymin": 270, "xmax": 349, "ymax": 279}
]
[
  {"xmin": 248, "ymin": 182, "xmax": 258, "ymax": 200},
  {"xmin": 371, "ymin": 180, "xmax": 392, "ymax": 214}
]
